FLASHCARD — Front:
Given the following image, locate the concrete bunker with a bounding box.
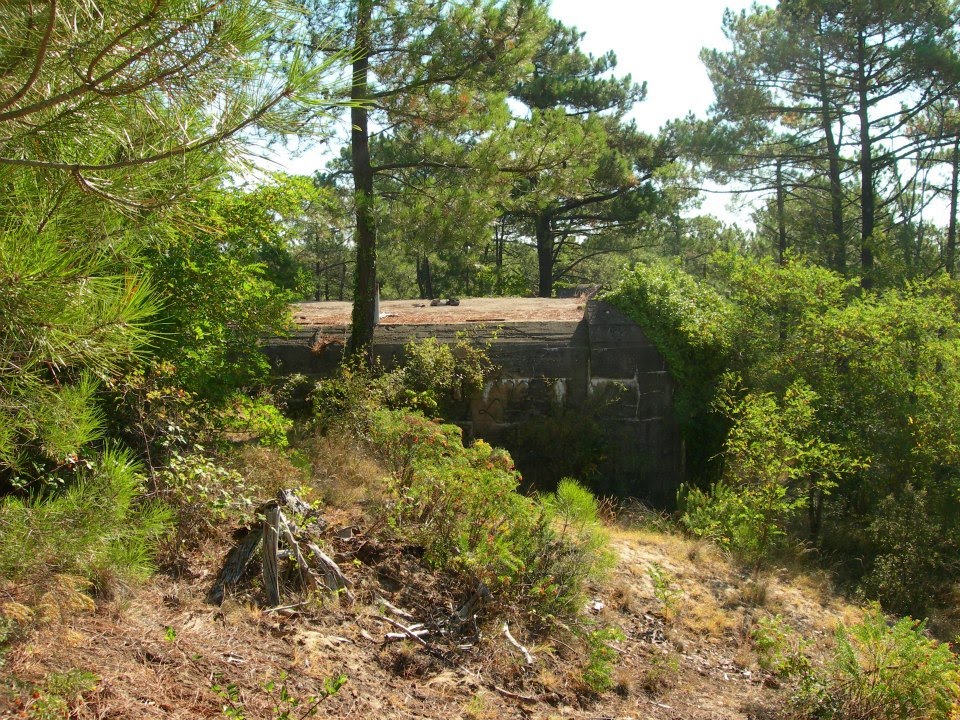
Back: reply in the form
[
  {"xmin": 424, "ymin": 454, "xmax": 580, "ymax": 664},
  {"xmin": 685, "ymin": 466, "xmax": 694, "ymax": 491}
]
[{"xmin": 263, "ymin": 298, "xmax": 683, "ymax": 506}]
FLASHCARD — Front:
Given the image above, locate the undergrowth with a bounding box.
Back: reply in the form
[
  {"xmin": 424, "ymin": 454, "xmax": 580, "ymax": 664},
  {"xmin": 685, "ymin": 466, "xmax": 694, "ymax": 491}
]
[
  {"xmin": 367, "ymin": 407, "xmax": 611, "ymax": 620},
  {"xmin": 0, "ymin": 446, "xmax": 170, "ymax": 594},
  {"xmin": 752, "ymin": 608, "xmax": 960, "ymax": 720}
]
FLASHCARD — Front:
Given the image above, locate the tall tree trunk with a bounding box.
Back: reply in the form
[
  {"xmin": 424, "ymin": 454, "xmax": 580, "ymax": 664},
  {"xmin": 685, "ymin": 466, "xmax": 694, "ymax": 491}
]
[
  {"xmin": 856, "ymin": 32, "xmax": 875, "ymax": 287},
  {"xmin": 494, "ymin": 220, "xmax": 504, "ymax": 295},
  {"xmin": 415, "ymin": 254, "xmax": 433, "ymax": 299},
  {"xmin": 535, "ymin": 213, "xmax": 553, "ymax": 298},
  {"xmin": 817, "ymin": 24, "xmax": 846, "ymax": 275},
  {"xmin": 348, "ymin": 0, "xmax": 376, "ymax": 362},
  {"xmin": 775, "ymin": 157, "xmax": 787, "ymax": 264},
  {"xmin": 947, "ymin": 135, "xmax": 959, "ymax": 278}
]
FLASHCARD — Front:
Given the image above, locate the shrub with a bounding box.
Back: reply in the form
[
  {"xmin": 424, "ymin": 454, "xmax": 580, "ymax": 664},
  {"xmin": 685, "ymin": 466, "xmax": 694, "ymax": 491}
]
[
  {"xmin": 751, "ymin": 614, "xmax": 812, "ymax": 679},
  {"xmin": 311, "ymin": 334, "xmax": 494, "ymax": 431},
  {"xmin": 798, "ymin": 609, "xmax": 960, "ymax": 720},
  {"xmin": 858, "ymin": 487, "xmax": 956, "ymax": 618},
  {"xmin": 0, "ymin": 447, "xmax": 171, "ymax": 592},
  {"xmin": 680, "ymin": 378, "xmax": 858, "ymax": 565},
  {"xmin": 311, "ymin": 359, "xmax": 390, "ymax": 435},
  {"xmin": 216, "ymin": 394, "xmax": 293, "ymax": 448},
  {"xmin": 154, "ymin": 451, "xmax": 258, "ymax": 553},
  {"xmin": 580, "ymin": 626, "xmax": 626, "ymax": 693},
  {"xmin": 367, "ymin": 408, "xmax": 610, "ymax": 619}
]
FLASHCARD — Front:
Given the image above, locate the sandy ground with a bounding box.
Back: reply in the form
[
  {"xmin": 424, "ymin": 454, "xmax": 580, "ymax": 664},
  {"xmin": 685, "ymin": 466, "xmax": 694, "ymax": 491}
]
[
  {"xmin": 1, "ymin": 514, "xmax": 863, "ymax": 720},
  {"xmin": 292, "ymin": 297, "xmax": 588, "ymax": 327}
]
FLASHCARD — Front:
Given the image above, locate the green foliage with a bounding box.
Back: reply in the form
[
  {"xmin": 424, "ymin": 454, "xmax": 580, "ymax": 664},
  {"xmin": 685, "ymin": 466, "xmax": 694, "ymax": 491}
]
[
  {"xmin": 311, "ymin": 359, "xmax": 389, "ymax": 436},
  {"xmin": 0, "ymin": 447, "xmax": 171, "ymax": 590},
  {"xmin": 106, "ymin": 362, "xmax": 206, "ymax": 460},
  {"xmin": 212, "ymin": 670, "xmax": 346, "ymax": 720},
  {"xmin": 367, "ymin": 408, "xmax": 610, "ymax": 619},
  {"xmin": 312, "ymin": 335, "xmax": 495, "ymax": 431},
  {"xmin": 605, "ymin": 260, "xmax": 734, "ymax": 474},
  {"xmin": 543, "ymin": 478, "xmax": 615, "ymax": 577},
  {"xmin": 391, "ymin": 334, "xmax": 493, "ymax": 416},
  {"xmin": 25, "ymin": 669, "xmax": 98, "ymax": 720},
  {"xmin": 681, "ymin": 378, "xmax": 858, "ymax": 564},
  {"xmin": 647, "ymin": 562, "xmax": 682, "ymax": 616},
  {"xmin": 618, "ymin": 256, "xmax": 960, "ymax": 612},
  {"xmin": 0, "ymin": 230, "xmax": 156, "ymax": 478},
  {"xmin": 580, "ymin": 626, "xmax": 626, "ymax": 694},
  {"xmin": 155, "ymin": 451, "xmax": 256, "ymax": 552},
  {"xmin": 216, "ymin": 395, "xmax": 293, "ymax": 449},
  {"xmin": 0, "ymin": 0, "xmax": 345, "ymax": 479},
  {"xmin": 798, "ymin": 609, "xmax": 960, "ymax": 720},
  {"xmin": 750, "ymin": 615, "xmax": 812, "ymax": 679},
  {"xmin": 143, "ymin": 199, "xmax": 294, "ymax": 402},
  {"xmin": 858, "ymin": 488, "xmax": 957, "ymax": 618},
  {"xmin": 263, "ymin": 670, "xmax": 347, "ymax": 720}
]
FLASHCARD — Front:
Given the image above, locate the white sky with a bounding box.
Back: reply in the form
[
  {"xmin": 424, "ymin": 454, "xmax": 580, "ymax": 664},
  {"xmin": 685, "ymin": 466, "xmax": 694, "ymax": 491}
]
[{"xmin": 547, "ymin": 0, "xmax": 758, "ymax": 134}]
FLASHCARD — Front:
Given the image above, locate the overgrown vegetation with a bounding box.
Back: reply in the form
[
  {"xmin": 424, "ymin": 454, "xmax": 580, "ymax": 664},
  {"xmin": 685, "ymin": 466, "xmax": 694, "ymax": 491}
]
[
  {"xmin": 608, "ymin": 256, "xmax": 960, "ymax": 618},
  {"xmin": 752, "ymin": 608, "xmax": 960, "ymax": 720},
  {"xmin": 0, "ymin": 447, "xmax": 170, "ymax": 593},
  {"xmin": 312, "ymin": 350, "xmax": 613, "ymax": 621}
]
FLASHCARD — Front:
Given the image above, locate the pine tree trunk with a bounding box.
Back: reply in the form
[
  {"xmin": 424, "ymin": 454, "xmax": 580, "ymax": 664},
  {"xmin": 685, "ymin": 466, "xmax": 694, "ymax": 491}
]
[
  {"xmin": 817, "ymin": 25, "xmax": 846, "ymax": 275},
  {"xmin": 776, "ymin": 158, "xmax": 787, "ymax": 264},
  {"xmin": 856, "ymin": 32, "xmax": 875, "ymax": 287},
  {"xmin": 947, "ymin": 135, "xmax": 959, "ymax": 278},
  {"xmin": 416, "ymin": 255, "xmax": 433, "ymax": 299},
  {"xmin": 348, "ymin": 0, "xmax": 376, "ymax": 363},
  {"xmin": 536, "ymin": 213, "xmax": 553, "ymax": 298}
]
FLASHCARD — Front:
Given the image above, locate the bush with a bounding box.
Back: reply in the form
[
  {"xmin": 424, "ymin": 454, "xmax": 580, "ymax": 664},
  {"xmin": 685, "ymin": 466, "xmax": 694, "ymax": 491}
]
[
  {"xmin": 216, "ymin": 394, "xmax": 293, "ymax": 448},
  {"xmin": 680, "ymin": 378, "xmax": 859, "ymax": 565},
  {"xmin": 751, "ymin": 614, "xmax": 812, "ymax": 679},
  {"xmin": 310, "ymin": 359, "xmax": 388, "ymax": 435},
  {"xmin": 367, "ymin": 408, "xmax": 610, "ymax": 619},
  {"xmin": 798, "ymin": 609, "xmax": 960, "ymax": 720},
  {"xmin": 857, "ymin": 488, "xmax": 956, "ymax": 618},
  {"xmin": 0, "ymin": 447, "xmax": 171, "ymax": 592},
  {"xmin": 154, "ymin": 451, "xmax": 258, "ymax": 554},
  {"xmin": 311, "ymin": 334, "xmax": 495, "ymax": 432},
  {"xmin": 580, "ymin": 626, "xmax": 626, "ymax": 693}
]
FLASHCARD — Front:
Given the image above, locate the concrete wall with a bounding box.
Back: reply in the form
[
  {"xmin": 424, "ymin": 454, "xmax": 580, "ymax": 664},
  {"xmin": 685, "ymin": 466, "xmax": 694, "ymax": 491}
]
[{"xmin": 263, "ymin": 299, "xmax": 683, "ymax": 506}]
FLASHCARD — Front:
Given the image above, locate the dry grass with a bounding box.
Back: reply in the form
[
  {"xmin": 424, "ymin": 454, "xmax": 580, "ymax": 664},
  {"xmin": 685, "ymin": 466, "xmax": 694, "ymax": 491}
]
[
  {"xmin": 228, "ymin": 444, "xmax": 308, "ymax": 498},
  {"xmin": 301, "ymin": 434, "xmax": 387, "ymax": 508},
  {"xmin": 0, "ymin": 468, "xmax": 878, "ymax": 720}
]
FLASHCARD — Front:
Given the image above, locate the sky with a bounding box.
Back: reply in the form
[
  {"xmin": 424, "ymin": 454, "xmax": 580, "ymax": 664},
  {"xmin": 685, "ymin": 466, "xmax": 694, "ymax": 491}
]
[{"xmin": 547, "ymin": 0, "xmax": 756, "ymax": 134}]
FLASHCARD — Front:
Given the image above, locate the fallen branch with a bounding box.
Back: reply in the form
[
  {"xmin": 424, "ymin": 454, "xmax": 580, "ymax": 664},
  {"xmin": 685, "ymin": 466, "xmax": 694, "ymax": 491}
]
[
  {"xmin": 386, "ymin": 630, "xmax": 430, "ymax": 641},
  {"xmin": 492, "ymin": 685, "xmax": 537, "ymax": 703},
  {"xmin": 373, "ymin": 615, "xmax": 429, "ymax": 647},
  {"xmin": 375, "ymin": 595, "xmax": 415, "ymax": 620},
  {"xmin": 502, "ymin": 623, "xmax": 534, "ymax": 665}
]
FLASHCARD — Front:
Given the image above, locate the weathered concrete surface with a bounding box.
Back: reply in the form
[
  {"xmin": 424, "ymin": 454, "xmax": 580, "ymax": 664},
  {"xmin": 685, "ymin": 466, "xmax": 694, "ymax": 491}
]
[{"xmin": 263, "ymin": 299, "xmax": 683, "ymax": 506}]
